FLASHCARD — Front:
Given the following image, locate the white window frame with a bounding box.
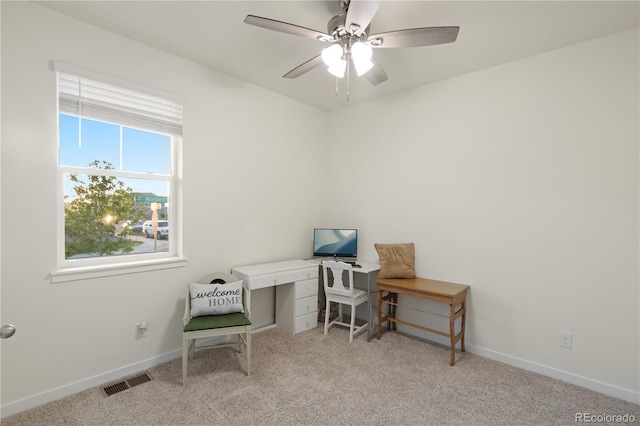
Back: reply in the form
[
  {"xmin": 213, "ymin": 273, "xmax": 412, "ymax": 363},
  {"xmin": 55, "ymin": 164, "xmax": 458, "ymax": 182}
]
[{"xmin": 51, "ymin": 63, "xmax": 186, "ymax": 283}]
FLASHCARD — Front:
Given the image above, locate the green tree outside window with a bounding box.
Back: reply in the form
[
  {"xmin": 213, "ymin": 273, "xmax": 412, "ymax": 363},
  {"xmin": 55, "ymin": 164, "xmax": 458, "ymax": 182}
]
[{"xmin": 65, "ymin": 160, "xmax": 144, "ymax": 258}]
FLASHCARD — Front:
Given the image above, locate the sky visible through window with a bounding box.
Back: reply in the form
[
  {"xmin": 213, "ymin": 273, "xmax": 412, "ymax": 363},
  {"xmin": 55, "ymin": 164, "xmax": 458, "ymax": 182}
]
[{"xmin": 60, "ymin": 114, "xmax": 171, "ymax": 199}]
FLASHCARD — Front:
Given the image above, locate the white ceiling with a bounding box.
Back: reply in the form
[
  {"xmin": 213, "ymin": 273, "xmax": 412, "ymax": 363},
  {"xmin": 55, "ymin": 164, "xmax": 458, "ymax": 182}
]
[{"xmin": 37, "ymin": 1, "xmax": 639, "ymax": 111}]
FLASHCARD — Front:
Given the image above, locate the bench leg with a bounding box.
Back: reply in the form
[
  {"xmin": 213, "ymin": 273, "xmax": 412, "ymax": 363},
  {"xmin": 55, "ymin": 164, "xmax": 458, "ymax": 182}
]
[
  {"xmin": 460, "ymin": 301, "xmax": 466, "ymax": 353},
  {"xmin": 377, "ymin": 290, "xmax": 398, "ymax": 338},
  {"xmin": 449, "ymin": 304, "xmax": 456, "ymax": 366},
  {"xmin": 377, "ymin": 290, "xmax": 383, "ymax": 339},
  {"xmin": 390, "ymin": 292, "xmax": 398, "ymax": 331}
]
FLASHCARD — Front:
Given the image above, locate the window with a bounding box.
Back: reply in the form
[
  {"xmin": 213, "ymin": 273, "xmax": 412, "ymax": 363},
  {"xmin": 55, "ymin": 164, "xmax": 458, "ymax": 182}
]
[{"xmin": 53, "ymin": 71, "xmax": 184, "ymax": 281}]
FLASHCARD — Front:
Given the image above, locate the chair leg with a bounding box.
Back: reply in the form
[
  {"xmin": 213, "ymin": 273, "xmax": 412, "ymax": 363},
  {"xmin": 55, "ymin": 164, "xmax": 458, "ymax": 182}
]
[
  {"xmin": 349, "ymin": 304, "xmax": 356, "ymax": 343},
  {"xmin": 246, "ymin": 327, "xmax": 251, "ymax": 376},
  {"xmin": 182, "ymin": 337, "xmax": 189, "ymax": 387},
  {"xmin": 188, "ymin": 339, "xmax": 196, "ymax": 359},
  {"xmin": 324, "ymin": 298, "xmax": 330, "ymax": 335}
]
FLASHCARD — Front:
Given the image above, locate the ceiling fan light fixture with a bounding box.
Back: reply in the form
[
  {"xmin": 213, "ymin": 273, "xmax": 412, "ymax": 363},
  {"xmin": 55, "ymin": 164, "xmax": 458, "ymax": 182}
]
[
  {"xmin": 327, "ymin": 60, "xmax": 346, "ymax": 78},
  {"xmin": 322, "ymin": 43, "xmax": 346, "ymax": 78},
  {"xmin": 351, "ymin": 41, "xmax": 373, "ymax": 76},
  {"xmin": 321, "ymin": 44, "xmax": 344, "ymax": 67},
  {"xmin": 353, "ymin": 58, "xmax": 373, "ymax": 76}
]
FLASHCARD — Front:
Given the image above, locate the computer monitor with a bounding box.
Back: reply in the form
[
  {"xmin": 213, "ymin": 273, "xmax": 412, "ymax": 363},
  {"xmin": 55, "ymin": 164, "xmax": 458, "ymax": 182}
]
[{"xmin": 313, "ymin": 228, "xmax": 358, "ymax": 258}]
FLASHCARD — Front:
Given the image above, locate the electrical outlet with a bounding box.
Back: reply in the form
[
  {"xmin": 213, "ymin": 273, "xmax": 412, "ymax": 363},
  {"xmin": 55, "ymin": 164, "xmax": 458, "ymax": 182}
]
[
  {"xmin": 559, "ymin": 331, "xmax": 572, "ymax": 349},
  {"xmin": 137, "ymin": 321, "xmax": 148, "ymax": 337}
]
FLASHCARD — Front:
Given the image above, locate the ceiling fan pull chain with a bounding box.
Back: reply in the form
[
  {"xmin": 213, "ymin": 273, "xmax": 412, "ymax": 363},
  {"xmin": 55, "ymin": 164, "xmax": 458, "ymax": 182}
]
[
  {"xmin": 335, "ymin": 76, "xmax": 339, "ymax": 96},
  {"xmin": 346, "ymin": 52, "xmax": 350, "ymax": 101}
]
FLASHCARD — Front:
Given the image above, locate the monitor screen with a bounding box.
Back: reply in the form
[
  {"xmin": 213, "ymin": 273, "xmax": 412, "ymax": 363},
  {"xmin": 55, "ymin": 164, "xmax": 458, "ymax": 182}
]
[{"xmin": 313, "ymin": 228, "xmax": 358, "ymax": 258}]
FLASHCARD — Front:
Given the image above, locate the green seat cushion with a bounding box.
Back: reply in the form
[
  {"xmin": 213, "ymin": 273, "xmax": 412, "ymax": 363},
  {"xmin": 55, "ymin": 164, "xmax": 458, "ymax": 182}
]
[{"xmin": 184, "ymin": 312, "xmax": 251, "ymax": 332}]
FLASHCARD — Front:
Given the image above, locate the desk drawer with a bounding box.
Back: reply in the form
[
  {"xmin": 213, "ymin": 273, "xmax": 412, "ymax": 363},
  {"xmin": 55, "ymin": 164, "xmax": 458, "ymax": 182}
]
[
  {"xmin": 295, "ymin": 295, "xmax": 317, "ymax": 317},
  {"xmin": 247, "ymin": 271, "xmax": 298, "ymax": 290},
  {"xmin": 295, "ymin": 312, "xmax": 318, "ymax": 333},
  {"xmin": 297, "ymin": 267, "xmax": 318, "ymax": 281},
  {"xmin": 296, "ymin": 279, "xmax": 317, "ymax": 299}
]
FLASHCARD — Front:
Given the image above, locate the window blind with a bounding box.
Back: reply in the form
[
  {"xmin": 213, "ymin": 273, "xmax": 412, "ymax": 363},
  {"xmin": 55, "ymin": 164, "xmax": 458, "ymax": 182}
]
[{"xmin": 58, "ymin": 72, "xmax": 183, "ymax": 137}]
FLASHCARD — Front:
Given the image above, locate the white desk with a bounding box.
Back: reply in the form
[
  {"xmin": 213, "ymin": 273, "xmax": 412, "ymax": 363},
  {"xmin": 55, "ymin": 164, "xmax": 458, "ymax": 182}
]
[
  {"xmin": 232, "ymin": 260, "xmax": 320, "ymax": 335},
  {"xmin": 231, "ymin": 259, "xmax": 380, "ymax": 341}
]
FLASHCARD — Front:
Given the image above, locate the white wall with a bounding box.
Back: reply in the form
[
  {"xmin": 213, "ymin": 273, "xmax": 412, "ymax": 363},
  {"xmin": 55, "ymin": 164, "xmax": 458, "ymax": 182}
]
[
  {"xmin": 0, "ymin": 1, "xmax": 326, "ymax": 415},
  {"xmin": 1, "ymin": 1, "xmax": 638, "ymax": 417},
  {"xmin": 325, "ymin": 28, "xmax": 639, "ymax": 401}
]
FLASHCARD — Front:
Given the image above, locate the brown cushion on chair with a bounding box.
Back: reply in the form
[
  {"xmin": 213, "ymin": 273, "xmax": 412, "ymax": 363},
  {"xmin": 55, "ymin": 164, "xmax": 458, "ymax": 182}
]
[{"xmin": 375, "ymin": 243, "xmax": 416, "ymax": 279}]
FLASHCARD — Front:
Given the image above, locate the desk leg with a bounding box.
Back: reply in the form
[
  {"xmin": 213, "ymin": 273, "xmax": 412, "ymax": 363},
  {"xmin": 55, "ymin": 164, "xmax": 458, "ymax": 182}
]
[
  {"xmin": 377, "ymin": 289, "xmax": 383, "ymax": 339},
  {"xmin": 366, "ymin": 272, "xmax": 372, "ymax": 342}
]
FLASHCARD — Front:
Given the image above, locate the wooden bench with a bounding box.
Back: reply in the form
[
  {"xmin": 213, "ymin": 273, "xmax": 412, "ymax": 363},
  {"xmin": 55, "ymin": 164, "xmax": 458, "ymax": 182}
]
[{"xmin": 376, "ymin": 277, "xmax": 469, "ymax": 366}]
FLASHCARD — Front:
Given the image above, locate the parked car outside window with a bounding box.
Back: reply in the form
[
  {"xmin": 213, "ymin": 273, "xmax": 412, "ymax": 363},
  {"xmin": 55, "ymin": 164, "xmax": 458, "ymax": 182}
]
[
  {"xmin": 145, "ymin": 220, "xmax": 168, "ymax": 240},
  {"xmin": 142, "ymin": 220, "xmax": 153, "ymax": 235},
  {"xmin": 130, "ymin": 220, "xmax": 144, "ymax": 234}
]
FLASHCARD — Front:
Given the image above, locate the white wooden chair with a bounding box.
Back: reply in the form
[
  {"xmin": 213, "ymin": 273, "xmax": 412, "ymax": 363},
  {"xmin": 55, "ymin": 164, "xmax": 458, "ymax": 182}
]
[
  {"xmin": 182, "ymin": 272, "xmax": 251, "ymax": 386},
  {"xmin": 322, "ymin": 261, "xmax": 368, "ymax": 342}
]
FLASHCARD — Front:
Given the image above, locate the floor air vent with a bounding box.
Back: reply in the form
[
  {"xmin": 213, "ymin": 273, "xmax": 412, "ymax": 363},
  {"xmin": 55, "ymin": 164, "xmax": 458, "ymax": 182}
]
[{"xmin": 99, "ymin": 371, "xmax": 153, "ymax": 397}]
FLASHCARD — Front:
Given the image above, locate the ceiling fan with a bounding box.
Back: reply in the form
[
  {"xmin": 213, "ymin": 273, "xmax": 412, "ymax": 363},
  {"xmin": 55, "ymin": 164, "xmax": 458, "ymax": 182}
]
[{"xmin": 244, "ymin": 0, "xmax": 459, "ymax": 91}]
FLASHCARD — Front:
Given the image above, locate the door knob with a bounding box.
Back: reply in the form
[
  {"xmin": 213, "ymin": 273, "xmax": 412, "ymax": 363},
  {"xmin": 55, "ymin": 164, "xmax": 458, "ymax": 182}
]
[{"xmin": 1, "ymin": 324, "xmax": 16, "ymax": 339}]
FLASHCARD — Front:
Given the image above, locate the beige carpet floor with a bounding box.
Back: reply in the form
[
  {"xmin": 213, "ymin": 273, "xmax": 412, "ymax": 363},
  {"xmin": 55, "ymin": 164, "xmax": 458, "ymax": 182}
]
[{"xmin": 2, "ymin": 325, "xmax": 639, "ymax": 425}]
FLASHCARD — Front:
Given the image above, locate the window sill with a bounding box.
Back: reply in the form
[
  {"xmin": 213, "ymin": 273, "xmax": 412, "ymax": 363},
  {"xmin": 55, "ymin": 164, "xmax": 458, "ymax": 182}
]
[{"xmin": 50, "ymin": 257, "xmax": 187, "ymax": 283}]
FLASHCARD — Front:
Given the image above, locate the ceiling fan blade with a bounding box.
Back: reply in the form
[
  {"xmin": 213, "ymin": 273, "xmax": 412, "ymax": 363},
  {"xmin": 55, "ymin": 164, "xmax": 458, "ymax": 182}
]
[
  {"xmin": 244, "ymin": 15, "xmax": 332, "ymax": 42},
  {"xmin": 364, "ymin": 58, "xmax": 388, "ymax": 85},
  {"xmin": 368, "ymin": 26, "xmax": 460, "ymax": 49},
  {"xmin": 345, "ymin": 0, "xmax": 381, "ymax": 36},
  {"xmin": 283, "ymin": 55, "xmax": 324, "ymax": 79}
]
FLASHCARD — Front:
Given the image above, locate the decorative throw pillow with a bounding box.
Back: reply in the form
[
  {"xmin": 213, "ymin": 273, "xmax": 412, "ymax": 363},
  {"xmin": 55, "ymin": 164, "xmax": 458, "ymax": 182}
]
[
  {"xmin": 375, "ymin": 243, "xmax": 416, "ymax": 279},
  {"xmin": 189, "ymin": 280, "xmax": 244, "ymax": 317}
]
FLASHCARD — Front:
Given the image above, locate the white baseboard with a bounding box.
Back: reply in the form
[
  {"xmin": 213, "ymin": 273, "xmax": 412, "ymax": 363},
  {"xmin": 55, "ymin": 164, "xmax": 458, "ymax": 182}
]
[
  {"xmin": 394, "ymin": 326, "xmax": 639, "ymax": 405},
  {"xmin": 3, "ymin": 328, "xmax": 638, "ymax": 418},
  {"xmin": 466, "ymin": 343, "xmax": 639, "ymax": 405},
  {"xmin": 1, "ymin": 348, "xmax": 183, "ymax": 419},
  {"xmin": 1, "ymin": 331, "xmax": 267, "ymax": 419},
  {"xmin": 251, "ymin": 323, "xmax": 277, "ymax": 333}
]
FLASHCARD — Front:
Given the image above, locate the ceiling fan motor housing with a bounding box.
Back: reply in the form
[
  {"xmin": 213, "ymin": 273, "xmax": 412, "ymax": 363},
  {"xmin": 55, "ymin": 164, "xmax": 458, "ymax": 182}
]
[
  {"xmin": 328, "ymin": 13, "xmax": 348, "ymax": 38},
  {"xmin": 328, "ymin": 12, "xmax": 370, "ymax": 42}
]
